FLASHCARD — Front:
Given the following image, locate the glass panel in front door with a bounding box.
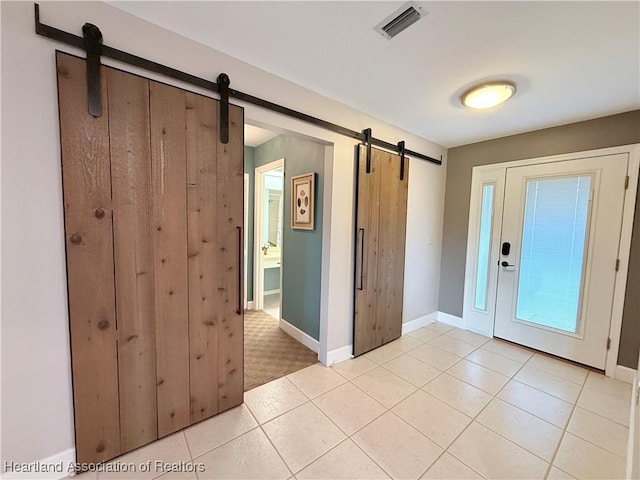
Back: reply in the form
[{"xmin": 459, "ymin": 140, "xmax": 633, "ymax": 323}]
[{"xmin": 516, "ymin": 175, "xmax": 592, "ymax": 333}]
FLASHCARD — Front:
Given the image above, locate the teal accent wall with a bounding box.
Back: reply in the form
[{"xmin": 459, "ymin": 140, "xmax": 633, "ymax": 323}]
[
  {"xmin": 255, "ymin": 135, "xmax": 324, "ymax": 340},
  {"xmin": 264, "ymin": 267, "xmax": 281, "ymax": 292},
  {"xmin": 244, "ymin": 146, "xmax": 255, "ymax": 302}
]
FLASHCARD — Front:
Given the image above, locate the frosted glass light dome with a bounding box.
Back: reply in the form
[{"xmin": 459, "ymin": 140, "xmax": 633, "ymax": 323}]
[{"xmin": 461, "ymin": 82, "xmax": 516, "ymax": 109}]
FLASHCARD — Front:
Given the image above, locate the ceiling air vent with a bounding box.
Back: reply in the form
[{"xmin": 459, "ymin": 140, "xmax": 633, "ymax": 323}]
[{"xmin": 374, "ymin": 2, "xmax": 427, "ymax": 40}]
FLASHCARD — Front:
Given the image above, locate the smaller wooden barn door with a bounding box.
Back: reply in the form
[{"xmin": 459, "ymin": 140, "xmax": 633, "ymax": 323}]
[
  {"xmin": 354, "ymin": 146, "xmax": 409, "ymax": 356},
  {"xmin": 57, "ymin": 52, "xmax": 244, "ymax": 465}
]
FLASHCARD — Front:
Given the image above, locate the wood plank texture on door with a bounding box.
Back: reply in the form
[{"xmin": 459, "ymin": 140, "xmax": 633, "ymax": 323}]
[
  {"xmin": 354, "ymin": 145, "xmax": 382, "ymax": 356},
  {"xmin": 216, "ymin": 105, "xmax": 245, "ymax": 411},
  {"xmin": 354, "ymin": 147, "xmax": 408, "ymax": 356},
  {"xmin": 56, "ymin": 53, "xmax": 121, "ymax": 463},
  {"xmin": 107, "ymin": 68, "xmax": 158, "ymax": 452},
  {"xmin": 149, "ymin": 81, "xmax": 190, "ymax": 437},
  {"xmin": 375, "ymin": 150, "xmax": 408, "ymax": 345},
  {"xmin": 186, "ymin": 93, "xmax": 220, "ymax": 422},
  {"xmin": 58, "ymin": 52, "xmax": 245, "ymax": 464}
]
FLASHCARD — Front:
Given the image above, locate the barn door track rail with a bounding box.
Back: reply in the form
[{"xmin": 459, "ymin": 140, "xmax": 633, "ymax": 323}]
[{"xmin": 34, "ymin": 3, "xmax": 442, "ymax": 165}]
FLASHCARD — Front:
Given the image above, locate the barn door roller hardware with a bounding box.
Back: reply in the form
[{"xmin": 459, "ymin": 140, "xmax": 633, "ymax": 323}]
[
  {"xmin": 363, "ymin": 128, "xmax": 373, "ymax": 173},
  {"xmin": 34, "ymin": 4, "xmax": 442, "ymax": 164},
  {"xmin": 398, "ymin": 141, "xmax": 406, "ymax": 181},
  {"xmin": 82, "ymin": 23, "xmax": 102, "ymax": 117},
  {"xmin": 217, "ymin": 73, "xmax": 230, "ymax": 144}
]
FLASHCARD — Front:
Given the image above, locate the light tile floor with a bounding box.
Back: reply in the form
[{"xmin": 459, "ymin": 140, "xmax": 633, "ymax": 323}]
[{"xmin": 78, "ymin": 322, "xmax": 632, "ymax": 480}]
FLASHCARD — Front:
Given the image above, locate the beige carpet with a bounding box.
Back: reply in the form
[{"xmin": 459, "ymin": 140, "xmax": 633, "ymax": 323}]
[{"xmin": 244, "ymin": 309, "xmax": 318, "ymax": 391}]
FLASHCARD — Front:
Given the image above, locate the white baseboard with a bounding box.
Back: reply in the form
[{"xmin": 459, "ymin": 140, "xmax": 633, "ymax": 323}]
[
  {"xmin": 401, "ymin": 312, "xmax": 437, "ymax": 335},
  {"xmin": 615, "ymin": 364, "xmax": 637, "ymax": 384},
  {"xmin": 436, "ymin": 311, "xmax": 465, "ymax": 329},
  {"xmin": 246, "ymin": 300, "xmax": 255, "ymax": 310},
  {"xmin": 264, "ymin": 289, "xmax": 280, "ymax": 296},
  {"xmin": 1, "ymin": 448, "xmax": 75, "ymax": 479},
  {"xmin": 325, "ymin": 345, "xmax": 353, "ymax": 366},
  {"xmin": 279, "ymin": 318, "xmax": 319, "ymax": 353}
]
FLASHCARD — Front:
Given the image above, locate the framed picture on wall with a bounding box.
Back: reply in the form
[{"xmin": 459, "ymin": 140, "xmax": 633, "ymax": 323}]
[{"xmin": 291, "ymin": 172, "xmax": 315, "ymax": 230}]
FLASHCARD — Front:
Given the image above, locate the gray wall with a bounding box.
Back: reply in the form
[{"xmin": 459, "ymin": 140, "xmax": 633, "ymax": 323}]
[
  {"xmin": 244, "ymin": 146, "xmax": 256, "ymax": 302},
  {"xmin": 253, "ymin": 134, "xmax": 325, "ymax": 340},
  {"xmin": 439, "ymin": 110, "xmax": 640, "ymax": 368}
]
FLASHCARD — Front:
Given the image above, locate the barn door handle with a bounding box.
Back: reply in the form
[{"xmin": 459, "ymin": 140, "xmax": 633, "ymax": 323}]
[
  {"xmin": 237, "ymin": 226, "xmax": 242, "ymax": 315},
  {"xmin": 357, "ymin": 228, "xmax": 365, "ymax": 290}
]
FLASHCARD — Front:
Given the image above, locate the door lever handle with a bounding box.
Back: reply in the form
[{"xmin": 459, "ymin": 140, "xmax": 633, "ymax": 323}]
[{"xmin": 501, "ymin": 261, "xmax": 515, "ymax": 267}]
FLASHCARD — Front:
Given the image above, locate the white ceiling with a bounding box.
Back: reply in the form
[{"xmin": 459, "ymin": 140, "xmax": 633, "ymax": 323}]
[
  {"xmin": 111, "ymin": 1, "xmax": 640, "ymax": 147},
  {"xmin": 245, "ymin": 124, "xmax": 279, "ymax": 147}
]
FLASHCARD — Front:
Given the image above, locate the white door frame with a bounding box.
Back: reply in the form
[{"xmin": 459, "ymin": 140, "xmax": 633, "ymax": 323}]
[
  {"xmin": 244, "ymin": 173, "xmax": 249, "ymax": 310},
  {"xmin": 463, "ymin": 144, "xmax": 639, "ymax": 378},
  {"xmin": 254, "ymin": 158, "xmax": 285, "ymax": 312}
]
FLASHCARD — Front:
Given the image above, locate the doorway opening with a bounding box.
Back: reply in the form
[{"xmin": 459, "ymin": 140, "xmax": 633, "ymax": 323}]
[
  {"xmin": 242, "ymin": 123, "xmax": 325, "ymax": 391},
  {"xmin": 255, "ymin": 159, "xmax": 284, "ymax": 320}
]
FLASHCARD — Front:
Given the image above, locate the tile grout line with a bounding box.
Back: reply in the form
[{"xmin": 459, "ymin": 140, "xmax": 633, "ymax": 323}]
[
  {"xmin": 572, "ymin": 397, "xmax": 632, "ymax": 428},
  {"xmin": 307, "ymin": 404, "xmax": 396, "ymax": 479},
  {"xmin": 475, "ymin": 348, "xmax": 591, "ymax": 405},
  {"xmin": 347, "ymin": 437, "xmax": 396, "ymax": 480},
  {"xmin": 235, "ymin": 329, "xmax": 610, "ymax": 479},
  {"xmin": 182, "ymin": 430, "xmax": 194, "ymax": 461},
  {"xmin": 395, "ymin": 392, "xmax": 488, "ymax": 480},
  {"xmin": 281, "ymin": 373, "xmax": 394, "ymax": 477},
  {"xmin": 178, "ymin": 430, "xmax": 200, "ymax": 480},
  {"xmin": 542, "ymin": 368, "xmax": 589, "ymax": 479},
  {"xmin": 378, "ymin": 361, "xmax": 442, "ymax": 389},
  {"xmin": 363, "ymin": 327, "xmax": 489, "ymax": 478},
  {"xmin": 555, "ymin": 402, "xmax": 630, "ymax": 460},
  {"xmin": 257, "ymin": 422, "xmax": 295, "ymax": 478},
  {"xmin": 315, "ymin": 377, "xmax": 397, "ymax": 479},
  {"xmin": 189, "ymin": 424, "xmax": 263, "ymax": 464},
  {"xmin": 383, "ymin": 409, "xmax": 453, "ymax": 479},
  {"xmin": 286, "ymin": 372, "xmax": 348, "ymax": 402},
  {"xmin": 245, "ymin": 376, "xmax": 311, "ymax": 424},
  {"xmin": 251, "ymin": 366, "xmax": 392, "ymax": 477},
  {"xmin": 440, "ymin": 347, "xmax": 542, "ymax": 478},
  {"xmin": 463, "ymin": 379, "xmax": 572, "ymax": 467},
  {"xmin": 414, "ymin": 339, "xmax": 517, "ymax": 479},
  {"xmin": 315, "ymin": 333, "xmax": 580, "ymax": 478},
  {"xmin": 489, "ymin": 383, "xmax": 570, "ymax": 429},
  {"xmin": 448, "ymin": 346, "xmax": 584, "ymax": 431},
  {"xmin": 186, "ymin": 398, "xmax": 303, "ymax": 475},
  {"xmin": 244, "ymin": 398, "xmax": 296, "ymax": 479},
  {"xmin": 379, "ymin": 333, "xmax": 617, "ymax": 477},
  {"xmin": 307, "ymin": 351, "xmax": 446, "ymax": 479},
  {"xmin": 279, "ymin": 345, "xmax": 620, "ymax": 479}
]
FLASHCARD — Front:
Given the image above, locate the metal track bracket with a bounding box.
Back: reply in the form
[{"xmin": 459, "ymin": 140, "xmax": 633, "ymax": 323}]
[
  {"xmin": 364, "ymin": 128, "xmax": 372, "ymax": 173},
  {"xmin": 398, "ymin": 140, "xmax": 406, "ymax": 180},
  {"xmin": 217, "ymin": 73, "xmax": 230, "ymax": 144},
  {"xmin": 33, "ymin": 3, "xmax": 443, "ymax": 165},
  {"xmin": 82, "ymin": 23, "xmax": 103, "ymax": 117}
]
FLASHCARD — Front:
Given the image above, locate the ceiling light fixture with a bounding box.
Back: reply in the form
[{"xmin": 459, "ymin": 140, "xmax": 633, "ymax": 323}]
[{"xmin": 461, "ymin": 81, "xmax": 516, "ymax": 109}]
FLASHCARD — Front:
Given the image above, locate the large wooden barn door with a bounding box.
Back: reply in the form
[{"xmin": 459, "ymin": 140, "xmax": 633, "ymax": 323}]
[
  {"xmin": 57, "ymin": 52, "xmax": 244, "ymax": 464},
  {"xmin": 354, "ymin": 146, "xmax": 409, "ymax": 356}
]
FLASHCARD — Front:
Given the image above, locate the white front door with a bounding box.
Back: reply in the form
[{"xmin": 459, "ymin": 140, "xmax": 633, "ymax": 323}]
[{"xmin": 494, "ymin": 154, "xmax": 628, "ymax": 369}]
